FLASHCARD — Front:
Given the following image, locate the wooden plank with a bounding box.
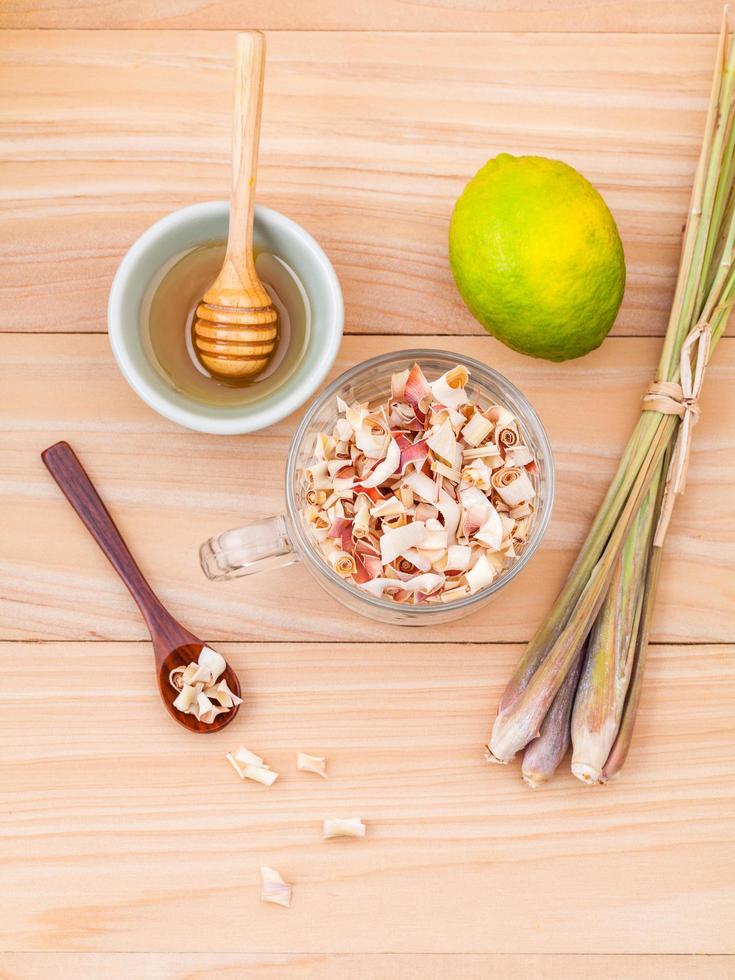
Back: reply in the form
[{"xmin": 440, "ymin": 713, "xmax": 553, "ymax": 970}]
[
  {"xmin": 2, "ymin": 333, "xmax": 733, "ymax": 644},
  {"xmin": 1, "ymin": 640, "xmax": 732, "ymax": 954},
  {"xmin": 1, "ymin": 953, "xmax": 733, "ymax": 979},
  {"xmin": 0, "ymin": 30, "xmax": 725, "ymax": 338},
  {"xmin": 0, "ymin": 0, "xmax": 723, "ymax": 33}
]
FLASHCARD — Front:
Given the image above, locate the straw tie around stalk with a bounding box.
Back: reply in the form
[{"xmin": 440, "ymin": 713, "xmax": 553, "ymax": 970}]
[{"xmin": 642, "ymin": 320, "xmax": 712, "ymax": 546}]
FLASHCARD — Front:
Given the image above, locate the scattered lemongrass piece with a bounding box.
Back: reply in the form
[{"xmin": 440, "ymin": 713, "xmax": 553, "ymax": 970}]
[
  {"xmin": 243, "ymin": 764, "xmax": 279, "ymax": 787},
  {"xmin": 260, "ymin": 867, "xmax": 292, "ymax": 908},
  {"xmin": 296, "ymin": 752, "xmax": 328, "ymax": 778},
  {"xmin": 226, "ymin": 746, "xmax": 278, "ymax": 786},
  {"xmin": 323, "ymin": 817, "xmax": 366, "ymax": 840},
  {"xmin": 234, "ymin": 745, "xmax": 264, "ymax": 767},
  {"xmin": 226, "ymin": 753, "xmax": 246, "ymax": 779}
]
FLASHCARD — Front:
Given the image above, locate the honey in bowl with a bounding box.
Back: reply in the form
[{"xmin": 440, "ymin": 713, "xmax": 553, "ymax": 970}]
[{"xmin": 140, "ymin": 241, "xmax": 310, "ymax": 406}]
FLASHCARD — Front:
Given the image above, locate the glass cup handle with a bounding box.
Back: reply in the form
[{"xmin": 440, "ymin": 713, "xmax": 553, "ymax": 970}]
[{"xmin": 199, "ymin": 515, "xmax": 299, "ymax": 581}]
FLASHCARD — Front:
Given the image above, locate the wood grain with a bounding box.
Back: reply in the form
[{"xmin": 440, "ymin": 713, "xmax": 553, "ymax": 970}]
[
  {"xmin": 0, "ymin": 30, "xmax": 727, "ymax": 338},
  {"xmin": 2, "ymin": 11, "xmax": 733, "ymax": 972},
  {"xmin": 0, "ymin": 0, "xmax": 725, "ymax": 33},
  {"xmin": 1, "ymin": 953, "xmax": 734, "ymax": 979},
  {"xmin": 1, "ymin": 333, "xmax": 733, "ymax": 645},
  {"xmin": 1, "ymin": 640, "xmax": 733, "ymax": 954}
]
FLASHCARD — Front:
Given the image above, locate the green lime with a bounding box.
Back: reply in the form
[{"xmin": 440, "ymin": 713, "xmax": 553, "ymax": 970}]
[{"xmin": 448, "ymin": 154, "xmax": 626, "ymax": 361}]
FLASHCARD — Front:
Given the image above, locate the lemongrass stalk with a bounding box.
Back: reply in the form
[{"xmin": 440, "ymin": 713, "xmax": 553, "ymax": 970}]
[
  {"xmin": 710, "ymin": 273, "xmax": 735, "ymax": 345},
  {"xmin": 490, "ymin": 12, "xmax": 735, "ymax": 777},
  {"xmin": 498, "ymin": 235, "xmax": 730, "ymax": 709},
  {"xmin": 697, "ymin": 20, "xmax": 735, "ymax": 313},
  {"xmin": 705, "ymin": 183, "xmax": 735, "ymax": 297},
  {"xmin": 659, "ymin": 9, "xmax": 733, "ymax": 379},
  {"xmin": 693, "ymin": 177, "xmax": 735, "ymax": 336},
  {"xmin": 496, "ymin": 17, "xmax": 735, "ymax": 723},
  {"xmin": 599, "ymin": 277, "xmax": 735, "ymax": 783},
  {"xmin": 494, "ymin": 270, "xmax": 728, "ymax": 764},
  {"xmin": 488, "ymin": 414, "xmax": 675, "ymax": 762},
  {"xmin": 496, "ymin": 409, "xmax": 664, "ymax": 714},
  {"xmin": 601, "ymin": 469, "xmax": 667, "ymax": 781},
  {"xmin": 700, "ymin": 96, "xmax": 735, "ymax": 304},
  {"xmin": 570, "ymin": 482, "xmax": 657, "ymax": 784},
  {"xmin": 521, "ymin": 648, "xmax": 584, "ymax": 788}
]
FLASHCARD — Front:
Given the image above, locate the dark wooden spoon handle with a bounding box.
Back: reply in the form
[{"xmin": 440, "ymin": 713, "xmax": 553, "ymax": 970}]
[{"xmin": 41, "ymin": 441, "xmax": 168, "ymax": 633}]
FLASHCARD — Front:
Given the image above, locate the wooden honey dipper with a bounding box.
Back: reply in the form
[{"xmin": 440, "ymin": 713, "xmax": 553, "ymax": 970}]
[{"xmin": 193, "ymin": 31, "xmax": 278, "ymax": 382}]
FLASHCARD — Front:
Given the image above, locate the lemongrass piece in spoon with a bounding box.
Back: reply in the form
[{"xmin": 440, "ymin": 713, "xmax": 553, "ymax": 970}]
[
  {"xmin": 206, "ymin": 678, "xmax": 244, "ymax": 708},
  {"xmin": 189, "ymin": 646, "xmax": 228, "ymax": 685},
  {"xmin": 323, "ymin": 817, "xmax": 366, "ymax": 840},
  {"xmin": 173, "ymin": 683, "xmax": 200, "ymax": 714},
  {"xmin": 260, "ymin": 866, "xmax": 292, "ymax": 908},
  {"xmin": 296, "ymin": 752, "xmax": 328, "ymax": 778}
]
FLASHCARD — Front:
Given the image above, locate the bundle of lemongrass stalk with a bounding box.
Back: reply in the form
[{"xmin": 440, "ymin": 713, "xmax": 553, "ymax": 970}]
[{"xmin": 487, "ymin": 8, "xmax": 735, "ymax": 787}]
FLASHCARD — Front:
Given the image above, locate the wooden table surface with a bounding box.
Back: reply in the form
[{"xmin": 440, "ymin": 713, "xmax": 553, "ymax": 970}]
[{"xmin": 1, "ymin": 3, "xmax": 734, "ymax": 979}]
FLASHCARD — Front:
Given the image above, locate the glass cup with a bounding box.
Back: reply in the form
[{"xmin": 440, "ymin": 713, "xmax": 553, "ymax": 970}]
[{"xmin": 200, "ymin": 350, "xmax": 555, "ymax": 626}]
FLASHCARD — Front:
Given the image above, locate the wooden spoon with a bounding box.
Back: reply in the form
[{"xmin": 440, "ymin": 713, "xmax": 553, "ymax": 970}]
[
  {"xmin": 193, "ymin": 31, "xmax": 278, "ymax": 383},
  {"xmin": 41, "ymin": 441, "xmax": 241, "ymax": 734}
]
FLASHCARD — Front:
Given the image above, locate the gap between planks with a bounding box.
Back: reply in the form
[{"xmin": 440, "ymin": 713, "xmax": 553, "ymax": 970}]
[
  {"xmin": 0, "ymin": 29, "xmax": 723, "ymax": 35},
  {"xmin": 2, "ymin": 639, "xmax": 730, "ymax": 646}
]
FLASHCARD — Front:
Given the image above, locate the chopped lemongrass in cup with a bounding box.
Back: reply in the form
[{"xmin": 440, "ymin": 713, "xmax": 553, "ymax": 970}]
[{"xmin": 299, "ymin": 362, "xmax": 538, "ymax": 605}]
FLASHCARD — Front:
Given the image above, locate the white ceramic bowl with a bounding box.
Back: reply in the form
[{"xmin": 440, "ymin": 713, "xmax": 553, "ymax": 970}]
[{"xmin": 108, "ymin": 201, "xmax": 344, "ymax": 435}]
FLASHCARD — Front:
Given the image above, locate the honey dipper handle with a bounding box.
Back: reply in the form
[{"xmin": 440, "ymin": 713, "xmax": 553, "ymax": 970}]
[
  {"xmin": 41, "ymin": 441, "xmax": 168, "ymax": 633},
  {"xmin": 208, "ymin": 31, "xmax": 271, "ymax": 309}
]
